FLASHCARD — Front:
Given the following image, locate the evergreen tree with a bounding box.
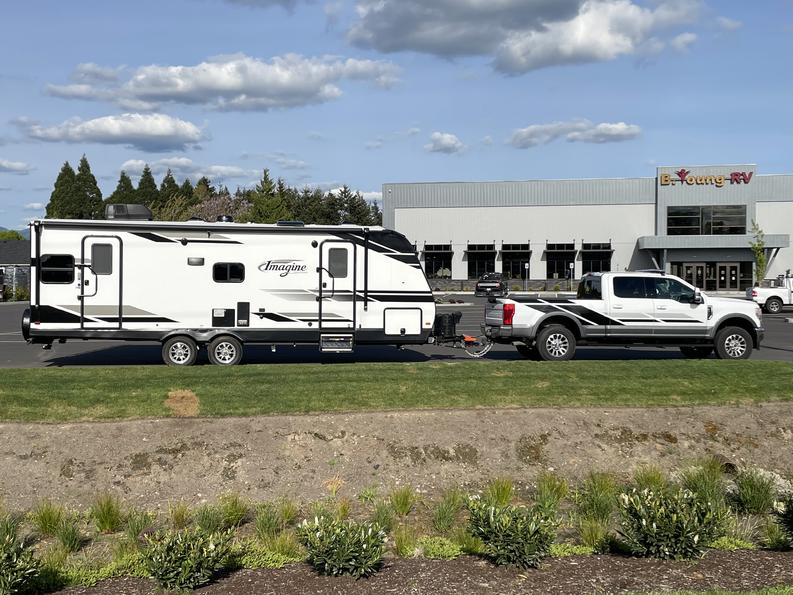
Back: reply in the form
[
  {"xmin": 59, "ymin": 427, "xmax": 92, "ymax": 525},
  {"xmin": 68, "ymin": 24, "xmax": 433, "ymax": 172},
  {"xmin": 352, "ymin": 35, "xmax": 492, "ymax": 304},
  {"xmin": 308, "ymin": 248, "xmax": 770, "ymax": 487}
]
[
  {"xmin": 0, "ymin": 230, "xmax": 24, "ymax": 240},
  {"xmin": 73, "ymin": 155, "xmax": 104, "ymax": 219},
  {"xmin": 105, "ymin": 171, "xmax": 136, "ymax": 205},
  {"xmin": 292, "ymin": 187, "xmax": 324, "ymax": 224},
  {"xmin": 250, "ymin": 169, "xmax": 293, "ymax": 223},
  {"xmin": 159, "ymin": 169, "xmax": 180, "ymax": 201},
  {"xmin": 45, "ymin": 161, "xmax": 77, "ymax": 219},
  {"xmin": 180, "ymin": 178, "xmax": 195, "ymax": 203},
  {"xmin": 369, "ymin": 200, "xmax": 383, "ymax": 226},
  {"xmin": 341, "ymin": 187, "xmax": 373, "ymax": 225},
  {"xmin": 135, "ymin": 165, "xmax": 160, "ymax": 208},
  {"xmin": 318, "ymin": 190, "xmax": 344, "ymax": 225},
  {"xmin": 193, "ymin": 177, "xmax": 215, "ymax": 202}
]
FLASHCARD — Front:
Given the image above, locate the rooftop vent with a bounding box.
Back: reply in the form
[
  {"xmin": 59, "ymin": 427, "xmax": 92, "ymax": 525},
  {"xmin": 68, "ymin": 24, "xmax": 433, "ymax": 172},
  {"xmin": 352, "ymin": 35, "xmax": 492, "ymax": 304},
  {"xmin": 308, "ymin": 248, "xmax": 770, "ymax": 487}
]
[
  {"xmin": 104, "ymin": 204, "xmax": 153, "ymax": 221},
  {"xmin": 216, "ymin": 215, "xmax": 234, "ymax": 222},
  {"xmin": 276, "ymin": 220, "xmax": 305, "ymax": 227}
]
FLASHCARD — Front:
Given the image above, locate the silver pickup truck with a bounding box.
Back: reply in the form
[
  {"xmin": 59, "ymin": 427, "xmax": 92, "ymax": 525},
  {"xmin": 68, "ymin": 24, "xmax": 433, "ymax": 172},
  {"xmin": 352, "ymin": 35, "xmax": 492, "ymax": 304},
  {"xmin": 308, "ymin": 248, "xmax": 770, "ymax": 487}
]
[{"xmin": 484, "ymin": 271, "xmax": 764, "ymax": 361}]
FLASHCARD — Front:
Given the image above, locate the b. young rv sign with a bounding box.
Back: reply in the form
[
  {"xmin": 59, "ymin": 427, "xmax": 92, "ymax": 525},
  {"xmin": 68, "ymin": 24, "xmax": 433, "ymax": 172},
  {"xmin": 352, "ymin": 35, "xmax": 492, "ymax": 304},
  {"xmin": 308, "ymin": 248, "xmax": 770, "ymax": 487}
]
[
  {"xmin": 659, "ymin": 168, "xmax": 753, "ymax": 188},
  {"xmin": 258, "ymin": 259, "xmax": 308, "ymax": 277}
]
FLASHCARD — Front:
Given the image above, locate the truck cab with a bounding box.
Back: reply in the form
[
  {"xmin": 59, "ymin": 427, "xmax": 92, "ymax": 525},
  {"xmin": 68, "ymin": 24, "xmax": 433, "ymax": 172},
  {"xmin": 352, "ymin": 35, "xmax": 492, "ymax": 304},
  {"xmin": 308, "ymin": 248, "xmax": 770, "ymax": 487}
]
[{"xmin": 484, "ymin": 271, "xmax": 764, "ymax": 361}]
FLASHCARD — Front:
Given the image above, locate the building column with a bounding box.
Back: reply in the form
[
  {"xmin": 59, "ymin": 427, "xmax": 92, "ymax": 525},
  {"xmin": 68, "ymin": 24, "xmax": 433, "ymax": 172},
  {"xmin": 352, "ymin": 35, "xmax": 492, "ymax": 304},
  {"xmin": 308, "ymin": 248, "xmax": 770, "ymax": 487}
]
[{"xmin": 452, "ymin": 246, "xmax": 466, "ymax": 280}]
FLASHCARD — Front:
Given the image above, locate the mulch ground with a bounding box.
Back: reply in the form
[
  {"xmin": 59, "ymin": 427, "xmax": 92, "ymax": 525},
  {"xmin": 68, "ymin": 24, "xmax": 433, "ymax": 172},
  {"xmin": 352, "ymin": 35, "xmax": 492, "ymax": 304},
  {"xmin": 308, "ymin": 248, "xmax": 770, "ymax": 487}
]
[{"xmin": 59, "ymin": 550, "xmax": 793, "ymax": 594}]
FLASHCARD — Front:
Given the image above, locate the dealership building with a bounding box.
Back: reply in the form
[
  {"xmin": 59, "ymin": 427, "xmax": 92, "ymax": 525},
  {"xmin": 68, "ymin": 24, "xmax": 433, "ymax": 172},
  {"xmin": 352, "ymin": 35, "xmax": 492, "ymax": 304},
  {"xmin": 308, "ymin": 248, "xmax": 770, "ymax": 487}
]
[{"xmin": 383, "ymin": 164, "xmax": 792, "ymax": 291}]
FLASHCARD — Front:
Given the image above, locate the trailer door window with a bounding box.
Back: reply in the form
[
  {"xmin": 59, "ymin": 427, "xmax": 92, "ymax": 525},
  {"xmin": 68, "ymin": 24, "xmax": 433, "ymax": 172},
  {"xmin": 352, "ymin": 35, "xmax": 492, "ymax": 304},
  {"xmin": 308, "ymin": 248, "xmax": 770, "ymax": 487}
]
[
  {"xmin": 328, "ymin": 248, "xmax": 347, "ymax": 279},
  {"xmin": 40, "ymin": 254, "xmax": 75, "ymax": 284},
  {"xmin": 91, "ymin": 244, "xmax": 113, "ymax": 275},
  {"xmin": 213, "ymin": 262, "xmax": 245, "ymax": 283}
]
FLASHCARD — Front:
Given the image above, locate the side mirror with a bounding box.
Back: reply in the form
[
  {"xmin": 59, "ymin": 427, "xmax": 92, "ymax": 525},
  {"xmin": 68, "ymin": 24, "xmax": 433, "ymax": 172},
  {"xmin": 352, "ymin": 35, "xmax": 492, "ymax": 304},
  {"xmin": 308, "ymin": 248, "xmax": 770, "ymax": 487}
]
[{"xmin": 693, "ymin": 288, "xmax": 703, "ymax": 305}]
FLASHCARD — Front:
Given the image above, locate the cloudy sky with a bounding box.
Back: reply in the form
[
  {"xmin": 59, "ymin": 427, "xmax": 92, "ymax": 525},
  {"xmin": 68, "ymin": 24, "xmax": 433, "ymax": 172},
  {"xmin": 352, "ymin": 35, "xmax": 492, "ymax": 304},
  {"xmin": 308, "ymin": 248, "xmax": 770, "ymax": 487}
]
[{"xmin": 1, "ymin": 0, "xmax": 791, "ymax": 229}]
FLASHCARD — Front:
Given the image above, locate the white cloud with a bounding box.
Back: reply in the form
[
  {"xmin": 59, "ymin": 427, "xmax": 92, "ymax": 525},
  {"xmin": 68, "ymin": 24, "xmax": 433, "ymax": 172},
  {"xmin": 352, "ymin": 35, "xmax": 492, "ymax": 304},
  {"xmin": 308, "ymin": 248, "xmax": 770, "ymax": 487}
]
[
  {"xmin": 361, "ymin": 191, "xmax": 382, "ymax": 203},
  {"xmin": 24, "ymin": 202, "xmax": 44, "ymax": 210},
  {"xmin": 424, "ymin": 131, "xmax": 466, "ymax": 154},
  {"xmin": 716, "ymin": 16, "xmax": 742, "ymax": 31},
  {"xmin": 365, "ymin": 137, "xmax": 384, "ymax": 150},
  {"xmin": 269, "ymin": 152, "xmax": 309, "ymax": 170},
  {"xmin": 349, "ymin": 0, "xmax": 702, "ymax": 73},
  {"xmin": 482, "ymin": 135, "xmax": 494, "ymax": 146},
  {"xmin": 307, "ymin": 131, "xmax": 326, "ymax": 141},
  {"xmin": 48, "ymin": 53, "xmax": 400, "ymax": 112},
  {"xmin": 670, "ymin": 32, "xmax": 697, "ymax": 51},
  {"xmin": 324, "ymin": 1, "xmax": 343, "ymax": 29},
  {"xmin": 20, "ymin": 113, "xmax": 204, "ymax": 152},
  {"xmin": 120, "ymin": 157, "xmax": 254, "ymax": 182},
  {"xmin": 0, "ymin": 159, "xmax": 33, "ymax": 174},
  {"xmin": 509, "ymin": 119, "xmax": 641, "ymax": 148},
  {"xmin": 220, "ymin": 0, "xmax": 304, "ymax": 9},
  {"xmin": 71, "ymin": 62, "xmax": 122, "ymax": 82},
  {"xmin": 405, "ymin": 127, "xmax": 421, "ymax": 136}
]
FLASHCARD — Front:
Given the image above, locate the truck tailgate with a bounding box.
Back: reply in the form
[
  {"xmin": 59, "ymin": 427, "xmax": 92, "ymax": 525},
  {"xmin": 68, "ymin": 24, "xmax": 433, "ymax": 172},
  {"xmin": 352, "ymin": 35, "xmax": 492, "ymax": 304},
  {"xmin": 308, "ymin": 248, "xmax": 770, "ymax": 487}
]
[{"xmin": 484, "ymin": 301, "xmax": 505, "ymax": 326}]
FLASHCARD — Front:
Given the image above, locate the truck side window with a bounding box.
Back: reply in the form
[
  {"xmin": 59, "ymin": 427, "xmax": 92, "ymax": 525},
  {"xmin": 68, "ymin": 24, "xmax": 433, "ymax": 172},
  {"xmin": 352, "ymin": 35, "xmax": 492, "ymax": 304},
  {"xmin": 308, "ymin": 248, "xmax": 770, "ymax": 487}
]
[
  {"xmin": 328, "ymin": 248, "xmax": 348, "ymax": 279},
  {"xmin": 213, "ymin": 262, "xmax": 245, "ymax": 283},
  {"xmin": 40, "ymin": 254, "xmax": 75, "ymax": 284},
  {"xmin": 652, "ymin": 278, "xmax": 694, "ymax": 303},
  {"xmin": 613, "ymin": 277, "xmax": 648, "ymax": 299},
  {"xmin": 577, "ymin": 278, "xmax": 601, "ymax": 299}
]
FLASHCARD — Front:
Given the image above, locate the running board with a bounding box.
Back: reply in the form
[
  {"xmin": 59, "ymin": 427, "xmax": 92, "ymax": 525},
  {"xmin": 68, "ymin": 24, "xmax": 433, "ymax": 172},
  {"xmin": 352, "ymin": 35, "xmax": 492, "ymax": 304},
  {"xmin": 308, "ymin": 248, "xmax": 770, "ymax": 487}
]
[{"xmin": 320, "ymin": 334, "xmax": 354, "ymax": 353}]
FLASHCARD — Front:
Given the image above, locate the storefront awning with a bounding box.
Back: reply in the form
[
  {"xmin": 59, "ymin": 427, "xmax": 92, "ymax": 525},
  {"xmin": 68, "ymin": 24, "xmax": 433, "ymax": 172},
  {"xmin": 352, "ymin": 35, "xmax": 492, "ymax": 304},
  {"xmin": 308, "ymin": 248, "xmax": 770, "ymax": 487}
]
[{"xmin": 638, "ymin": 234, "xmax": 789, "ymax": 250}]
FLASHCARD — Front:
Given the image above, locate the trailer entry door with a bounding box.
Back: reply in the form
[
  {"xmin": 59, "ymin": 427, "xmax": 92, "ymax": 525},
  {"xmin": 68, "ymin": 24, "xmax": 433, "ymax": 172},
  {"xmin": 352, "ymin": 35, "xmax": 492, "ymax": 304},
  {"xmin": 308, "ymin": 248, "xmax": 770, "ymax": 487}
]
[
  {"xmin": 318, "ymin": 240, "xmax": 356, "ymax": 331},
  {"xmin": 78, "ymin": 236, "xmax": 123, "ymax": 329}
]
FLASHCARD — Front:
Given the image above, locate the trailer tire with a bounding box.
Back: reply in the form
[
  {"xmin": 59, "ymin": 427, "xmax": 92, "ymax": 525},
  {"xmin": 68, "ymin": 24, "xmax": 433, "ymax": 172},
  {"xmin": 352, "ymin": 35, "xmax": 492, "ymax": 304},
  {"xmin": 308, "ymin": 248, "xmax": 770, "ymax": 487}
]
[
  {"xmin": 208, "ymin": 336, "xmax": 244, "ymax": 366},
  {"xmin": 714, "ymin": 326, "xmax": 752, "ymax": 360},
  {"xmin": 764, "ymin": 297, "xmax": 783, "ymax": 314},
  {"xmin": 679, "ymin": 346, "xmax": 713, "ymax": 359},
  {"xmin": 515, "ymin": 344, "xmax": 537, "ymax": 359},
  {"xmin": 535, "ymin": 325, "xmax": 576, "ymax": 361},
  {"xmin": 162, "ymin": 336, "xmax": 198, "ymax": 366}
]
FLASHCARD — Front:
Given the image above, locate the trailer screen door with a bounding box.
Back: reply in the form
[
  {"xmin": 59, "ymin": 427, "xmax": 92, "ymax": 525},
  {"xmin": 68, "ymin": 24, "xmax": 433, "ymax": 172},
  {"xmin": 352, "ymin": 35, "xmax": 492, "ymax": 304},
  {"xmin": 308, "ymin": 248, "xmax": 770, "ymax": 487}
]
[
  {"xmin": 318, "ymin": 241, "xmax": 355, "ymax": 330},
  {"xmin": 79, "ymin": 236, "xmax": 123, "ymax": 328}
]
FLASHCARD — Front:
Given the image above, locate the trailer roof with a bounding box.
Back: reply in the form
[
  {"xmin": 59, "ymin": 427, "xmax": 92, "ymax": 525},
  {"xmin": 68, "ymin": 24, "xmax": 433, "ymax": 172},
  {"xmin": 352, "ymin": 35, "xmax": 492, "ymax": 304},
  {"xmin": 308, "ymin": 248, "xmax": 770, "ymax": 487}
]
[{"xmin": 32, "ymin": 219, "xmax": 386, "ymax": 234}]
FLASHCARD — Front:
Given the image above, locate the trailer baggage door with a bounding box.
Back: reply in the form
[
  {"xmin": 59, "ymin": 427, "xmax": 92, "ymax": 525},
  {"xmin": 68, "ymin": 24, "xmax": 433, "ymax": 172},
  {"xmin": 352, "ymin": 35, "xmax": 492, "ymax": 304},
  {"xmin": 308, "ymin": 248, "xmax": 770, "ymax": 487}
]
[
  {"xmin": 78, "ymin": 236, "xmax": 123, "ymax": 329},
  {"xmin": 318, "ymin": 240, "xmax": 356, "ymax": 331}
]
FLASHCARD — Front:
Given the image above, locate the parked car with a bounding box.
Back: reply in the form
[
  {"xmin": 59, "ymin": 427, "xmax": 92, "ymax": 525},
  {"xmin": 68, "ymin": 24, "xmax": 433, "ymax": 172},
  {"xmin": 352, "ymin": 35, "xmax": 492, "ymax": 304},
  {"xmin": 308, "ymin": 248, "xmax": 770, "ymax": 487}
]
[
  {"xmin": 475, "ymin": 272, "xmax": 508, "ymax": 297},
  {"xmin": 747, "ymin": 275, "xmax": 793, "ymax": 314}
]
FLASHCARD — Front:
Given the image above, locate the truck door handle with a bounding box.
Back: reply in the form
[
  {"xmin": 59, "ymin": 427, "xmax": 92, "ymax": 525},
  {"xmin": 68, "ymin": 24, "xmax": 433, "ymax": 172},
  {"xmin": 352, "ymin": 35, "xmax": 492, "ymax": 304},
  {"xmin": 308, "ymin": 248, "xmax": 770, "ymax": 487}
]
[
  {"xmin": 612, "ymin": 305, "xmax": 623, "ymax": 310},
  {"xmin": 657, "ymin": 305, "xmax": 668, "ymax": 310}
]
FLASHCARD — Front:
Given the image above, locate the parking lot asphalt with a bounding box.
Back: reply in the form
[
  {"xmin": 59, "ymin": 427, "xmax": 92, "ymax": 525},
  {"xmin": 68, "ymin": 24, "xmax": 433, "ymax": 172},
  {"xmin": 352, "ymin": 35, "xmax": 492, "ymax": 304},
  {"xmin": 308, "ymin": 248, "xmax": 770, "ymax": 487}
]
[{"xmin": 1, "ymin": 298, "xmax": 792, "ymax": 367}]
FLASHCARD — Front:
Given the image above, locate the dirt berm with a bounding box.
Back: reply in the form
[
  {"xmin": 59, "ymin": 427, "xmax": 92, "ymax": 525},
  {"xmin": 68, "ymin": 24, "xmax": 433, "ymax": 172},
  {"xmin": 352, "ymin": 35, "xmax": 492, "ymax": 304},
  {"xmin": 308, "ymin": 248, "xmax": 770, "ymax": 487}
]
[{"xmin": 2, "ymin": 403, "xmax": 792, "ymax": 510}]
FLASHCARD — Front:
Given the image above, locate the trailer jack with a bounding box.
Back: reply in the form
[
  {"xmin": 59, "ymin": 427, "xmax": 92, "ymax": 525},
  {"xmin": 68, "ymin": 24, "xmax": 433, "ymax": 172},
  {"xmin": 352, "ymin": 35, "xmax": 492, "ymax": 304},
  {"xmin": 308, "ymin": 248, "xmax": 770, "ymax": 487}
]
[{"xmin": 430, "ymin": 311, "xmax": 494, "ymax": 358}]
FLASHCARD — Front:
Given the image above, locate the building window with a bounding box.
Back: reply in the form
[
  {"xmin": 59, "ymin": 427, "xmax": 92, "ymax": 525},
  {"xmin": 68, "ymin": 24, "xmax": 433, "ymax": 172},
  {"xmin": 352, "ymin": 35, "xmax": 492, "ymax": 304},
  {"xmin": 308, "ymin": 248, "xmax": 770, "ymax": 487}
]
[
  {"xmin": 581, "ymin": 242, "xmax": 612, "ymax": 274},
  {"xmin": 213, "ymin": 262, "xmax": 245, "ymax": 283},
  {"xmin": 423, "ymin": 244, "xmax": 452, "ymax": 278},
  {"xmin": 667, "ymin": 205, "xmax": 746, "ymax": 235},
  {"xmin": 40, "ymin": 254, "xmax": 75, "ymax": 284},
  {"xmin": 328, "ymin": 248, "xmax": 348, "ymax": 279},
  {"xmin": 501, "ymin": 244, "xmax": 531, "ymax": 279},
  {"xmin": 467, "ymin": 244, "xmax": 496, "ymax": 279},
  {"xmin": 545, "ymin": 243, "xmax": 575, "ymax": 279}
]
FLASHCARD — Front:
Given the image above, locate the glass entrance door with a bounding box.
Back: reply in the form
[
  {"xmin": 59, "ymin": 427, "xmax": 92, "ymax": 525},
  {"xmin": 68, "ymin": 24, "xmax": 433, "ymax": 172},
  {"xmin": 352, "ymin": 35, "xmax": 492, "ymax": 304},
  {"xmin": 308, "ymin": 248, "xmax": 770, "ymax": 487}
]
[
  {"xmin": 717, "ymin": 264, "xmax": 739, "ymax": 290},
  {"xmin": 682, "ymin": 263, "xmax": 705, "ymax": 289}
]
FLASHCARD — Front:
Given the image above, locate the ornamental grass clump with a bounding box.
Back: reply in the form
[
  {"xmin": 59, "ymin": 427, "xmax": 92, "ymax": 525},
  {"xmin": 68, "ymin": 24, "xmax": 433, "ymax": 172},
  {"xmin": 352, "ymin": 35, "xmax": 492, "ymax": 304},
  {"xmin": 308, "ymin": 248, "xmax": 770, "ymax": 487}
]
[
  {"xmin": 90, "ymin": 493, "xmax": 124, "ymax": 534},
  {"xmin": 618, "ymin": 488, "xmax": 724, "ymax": 560},
  {"xmin": 30, "ymin": 500, "xmax": 64, "ymax": 537},
  {"xmin": 142, "ymin": 528, "xmax": 232, "ymax": 591},
  {"xmin": 731, "ymin": 468, "xmax": 776, "ymax": 515},
  {"xmin": 297, "ymin": 517, "xmax": 386, "ymax": 577},
  {"xmin": 466, "ymin": 497, "xmax": 557, "ymax": 569},
  {"xmin": 432, "ymin": 489, "xmax": 465, "ymax": 534},
  {"xmin": 534, "ymin": 472, "xmax": 568, "ymax": 514}
]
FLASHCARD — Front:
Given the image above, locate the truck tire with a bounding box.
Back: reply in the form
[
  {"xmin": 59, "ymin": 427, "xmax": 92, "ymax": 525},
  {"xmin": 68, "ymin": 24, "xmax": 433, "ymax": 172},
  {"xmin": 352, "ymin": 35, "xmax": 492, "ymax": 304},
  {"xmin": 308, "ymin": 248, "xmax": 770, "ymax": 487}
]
[
  {"xmin": 679, "ymin": 346, "xmax": 713, "ymax": 359},
  {"xmin": 207, "ymin": 336, "xmax": 244, "ymax": 366},
  {"xmin": 535, "ymin": 325, "xmax": 576, "ymax": 361},
  {"xmin": 764, "ymin": 297, "xmax": 783, "ymax": 314},
  {"xmin": 515, "ymin": 344, "xmax": 537, "ymax": 359},
  {"xmin": 162, "ymin": 336, "xmax": 198, "ymax": 366},
  {"xmin": 714, "ymin": 326, "xmax": 752, "ymax": 360}
]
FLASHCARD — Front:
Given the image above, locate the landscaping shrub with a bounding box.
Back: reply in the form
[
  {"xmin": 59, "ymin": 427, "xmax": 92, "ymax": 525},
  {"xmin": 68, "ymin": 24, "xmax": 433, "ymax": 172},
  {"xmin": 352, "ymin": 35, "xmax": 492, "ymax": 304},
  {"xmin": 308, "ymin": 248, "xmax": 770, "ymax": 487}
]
[
  {"xmin": 389, "ymin": 486, "xmax": 417, "ymax": 517},
  {"xmin": 218, "ymin": 493, "xmax": 249, "ymax": 528},
  {"xmin": 54, "ymin": 516, "xmax": 84, "ymax": 553},
  {"xmin": 357, "ymin": 486, "xmax": 378, "ymax": 504},
  {"xmin": 297, "ymin": 517, "xmax": 386, "ymax": 577},
  {"xmin": 142, "ymin": 528, "xmax": 232, "ymax": 591},
  {"xmin": 761, "ymin": 516, "xmax": 790, "ymax": 550},
  {"xmin": 680, "ymin": 458, "xmax": 727, "ymax": 510},
  {"xmin": 774, "ymin": 494, "xmax": 793, "ymax": 542},
  {"xmin": 578, "ymin": 517, "xmax": 611, "ymax": 553},
  {"xmin": 432, "ymin": 489, "xmax": 464, "ymax": 534},
  {"xmin": 535, "ymin": 472, "xmax": 568, "ymax": 514},
  {"xmin": 168, "ymin": 501, "xmax": 191, "ymax": 530},
  {"xmin": 0, "ymin": 532, "xmax": 39, "ymax": 594},
  {"xmin": 710, "ymin": 536, "xmax": 756, "ymax": 551},
  {"xmin": 417, "ymin": 536, "xmax": 462, "ymax": 560},
  {"xmin": 549, "ymin": 543, "xmax": 594, "ymax": 557},
  {"xmin": 370, "ymin": 500, "xmax": 395, "ymax": 533},
  {"xmin": 466, "ymin": 498, "xmax": 557, "ymax": 569},
  {"xmin": 30, "ymin": 500, "xmax": 64, "ymax": 537},
  {"xmin": 575, "ymin": 472, "xmax": 617, "ymax": 523},
  {"xmin": 484, "ymin": 477, "xmax": 514, "ymax": 507},
  {"xmin": 238, "ymin": 538, "xmax": 304, "ymax": 569},
  {"xmin": 334, "ymin": 498, "xmax": 352, "ymax": 521},
  {"xmin": 451, "ymin": 526, "xmax": 484, "ymax": 555},
  {"xmin": 393, "ymin": 524, "xmax": 418, "ymax": 557},
  {"xmin": 731, "ymin": 468, "xmax": 776, "ymax": 515},
  {"xmin": 194, "ymin": 504, "xmax": 226, "ymax": 533},
  {"xmin": 254, "ymin": 503, "xmax": 282, "ymax": 541},
  {"xmin": 0, "ymin": 514, "xmax": 21, "ymax": 543},
  {"xmin": 632, "ymin": 465, "xmax": 669, "ymax": 494},
  {"xmin": 90, "ymin": 493, "xmax": 124, "ymax": 534},
  {"xmin": 124, "ymin": 509, "xmax": 154, "ymax": 545},
  {"xmin": 618, "ymin": 489, "xmax": 724, "ymax": 560},
  {"xmin": 277, "ymin": 498, "xmax": 299, "ymax": 528}
]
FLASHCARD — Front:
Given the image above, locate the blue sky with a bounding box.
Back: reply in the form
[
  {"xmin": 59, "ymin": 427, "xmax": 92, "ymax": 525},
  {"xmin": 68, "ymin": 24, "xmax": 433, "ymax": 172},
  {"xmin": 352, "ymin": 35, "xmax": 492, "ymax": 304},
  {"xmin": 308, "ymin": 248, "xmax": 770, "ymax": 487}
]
[{"xmin": 1, "ymin": 0, "xmax": 791, "ymax": 230}]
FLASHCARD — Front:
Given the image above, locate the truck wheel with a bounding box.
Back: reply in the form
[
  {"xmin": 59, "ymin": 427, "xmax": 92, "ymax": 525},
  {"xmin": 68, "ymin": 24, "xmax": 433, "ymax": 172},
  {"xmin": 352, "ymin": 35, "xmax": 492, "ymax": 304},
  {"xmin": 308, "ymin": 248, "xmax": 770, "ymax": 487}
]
[
  {"xmin": 515, "ymin": 344, "xmax": 537, "ymax": 359},
  {"xmin": 207, "ymin": 336, "xmax": 244, "ymax": 365},
  {"xmin": 535, "ymin": 325, "xmax": 576, "ymax": 361},
  {"xmin": 714, "ymin": 326, "xmax": 752, "ymax": 360},
  {"xmin": 764, "ymin": 297, "xmax": 783, "ymax": 314},
  {"xmin": 162, "ymin": 336, "xmax": 198, "ymax": 366},
  {"xmin": 679, "ymin": 346, "xmax": 713, "ymax": 359}
]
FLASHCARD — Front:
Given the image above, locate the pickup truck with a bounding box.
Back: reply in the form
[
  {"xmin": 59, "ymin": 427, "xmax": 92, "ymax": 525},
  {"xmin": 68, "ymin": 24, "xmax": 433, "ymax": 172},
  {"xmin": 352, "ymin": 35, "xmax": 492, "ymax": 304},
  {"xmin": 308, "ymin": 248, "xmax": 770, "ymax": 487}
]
[
  {"xmin": 747, "ymin": 276, "xmax": 793, "ymax": 314},
  {"xmin": 484, "ymin": 271, "xmax": 764, "ymax": 361}
]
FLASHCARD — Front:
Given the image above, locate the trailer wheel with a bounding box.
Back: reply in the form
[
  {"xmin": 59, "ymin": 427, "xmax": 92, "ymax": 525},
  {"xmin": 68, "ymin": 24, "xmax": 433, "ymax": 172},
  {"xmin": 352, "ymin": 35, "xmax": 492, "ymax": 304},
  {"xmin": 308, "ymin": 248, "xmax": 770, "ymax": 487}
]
[
  {"xmin": 535, "ymin": 325, "xmax": 576, "ymax": 361},
  {"xmin": 714, "ymin": 326, "xmax": 752, "ymax": 360},
  {"xmin": 162, "ymin": 336, "xmax": 198, "ymax": 366},
  {"xmin": 208, "ymin": 336, "xmax": 244, "ymax": 366},
  {"xmin": 764, "ymin": 297, "xmax": 783, "ymax": 314},
  {"xmin": 679, "ymin": 346, "xmax": 713, "ymax": 359},
  {"xmin": 515, "ymin": 344, "xmax": 537, "ymax": 359}
]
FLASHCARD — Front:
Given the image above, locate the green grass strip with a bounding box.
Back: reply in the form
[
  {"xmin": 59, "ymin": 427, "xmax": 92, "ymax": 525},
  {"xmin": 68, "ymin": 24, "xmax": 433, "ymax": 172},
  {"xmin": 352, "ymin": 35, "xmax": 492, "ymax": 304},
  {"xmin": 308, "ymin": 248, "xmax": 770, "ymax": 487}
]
[{"xmin": 1, "ymin": 360, "xmax": 792, "ymax": 423}]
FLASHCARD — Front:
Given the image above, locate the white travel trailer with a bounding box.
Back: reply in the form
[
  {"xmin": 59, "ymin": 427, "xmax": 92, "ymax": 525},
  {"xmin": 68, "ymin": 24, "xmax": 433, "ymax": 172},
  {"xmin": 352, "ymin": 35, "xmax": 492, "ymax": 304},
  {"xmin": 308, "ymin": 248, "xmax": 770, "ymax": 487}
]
[{"xmin": 22, "ymin": 215, "xmax": 438, "ymax": 365}]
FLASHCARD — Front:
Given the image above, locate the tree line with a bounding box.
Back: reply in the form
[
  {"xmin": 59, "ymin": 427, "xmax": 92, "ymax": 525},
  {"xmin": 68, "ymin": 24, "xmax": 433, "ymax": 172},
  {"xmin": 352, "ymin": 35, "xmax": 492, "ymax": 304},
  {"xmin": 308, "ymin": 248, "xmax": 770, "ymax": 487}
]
[{"xmin": 44, "ymin": 156, "xmax": 383, "ymax": 226}]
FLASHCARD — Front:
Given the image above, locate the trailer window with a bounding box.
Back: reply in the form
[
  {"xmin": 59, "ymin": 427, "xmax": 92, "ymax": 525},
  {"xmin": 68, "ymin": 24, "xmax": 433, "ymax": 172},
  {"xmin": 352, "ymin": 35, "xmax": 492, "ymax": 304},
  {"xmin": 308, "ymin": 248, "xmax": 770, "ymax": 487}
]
[
  {"xmin": 213, "ymin": 262, "xmax": 245, "ymax": 283},
  {"xmin": 40, "ymin": 254, "xmax": 75, "ymax": 284},
  {"xmin": 91, "ymin": 244, "xmax": 113, "ymax": 275},
  {"xmin": 328, "ymin": 248, "xmax": 347, "ymax": 279}
]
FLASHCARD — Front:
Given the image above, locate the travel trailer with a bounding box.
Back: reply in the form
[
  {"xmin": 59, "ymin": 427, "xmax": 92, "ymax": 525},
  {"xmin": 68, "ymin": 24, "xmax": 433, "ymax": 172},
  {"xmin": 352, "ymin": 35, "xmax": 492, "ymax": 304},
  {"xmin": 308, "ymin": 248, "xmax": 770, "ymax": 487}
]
[{"xmin": 22, "ymin": 213, "xmax": 439, "ymax": 365}]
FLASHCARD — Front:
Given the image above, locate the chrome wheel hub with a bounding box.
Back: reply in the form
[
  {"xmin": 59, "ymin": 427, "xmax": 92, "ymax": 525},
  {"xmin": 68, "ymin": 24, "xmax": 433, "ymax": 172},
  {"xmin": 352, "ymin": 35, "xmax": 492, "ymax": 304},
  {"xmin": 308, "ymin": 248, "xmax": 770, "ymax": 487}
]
[
  {"xmin": 214, "ymin": 342, "xmax": 237, "ymax": 364},
  {"xmin": 169, "ymin": 342, "xmax": 191, "ymax": 364},
  {"xmin": 724, "ymin": 334, "xmax": 747, "ymax": 358},
  {"xmin": 546, "ymin": 333, "xmax": 569, "ymax": 358}
]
